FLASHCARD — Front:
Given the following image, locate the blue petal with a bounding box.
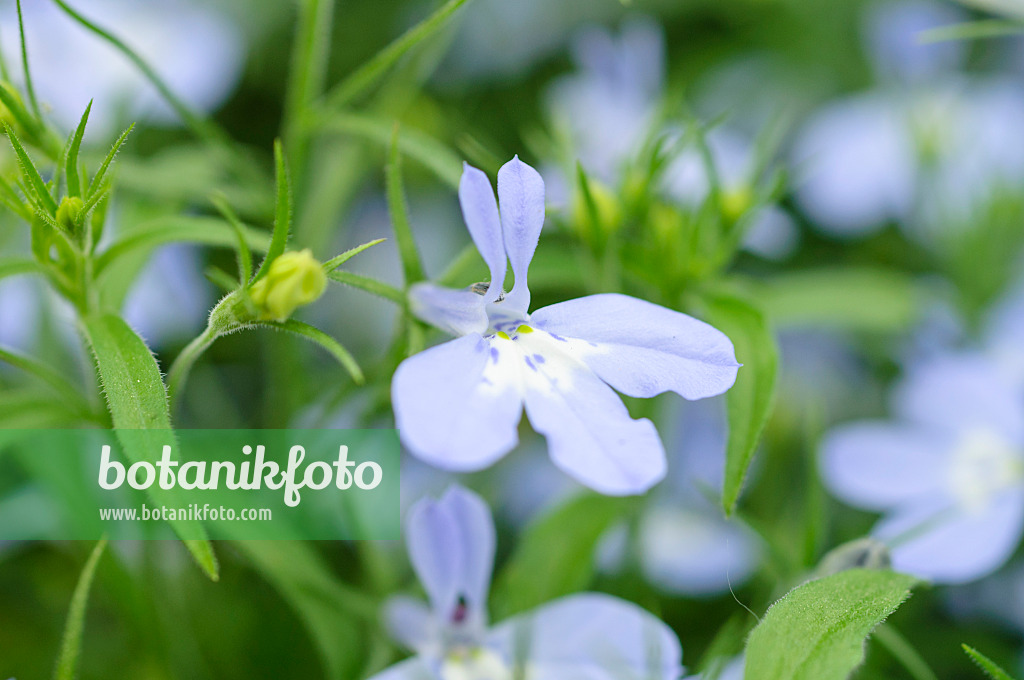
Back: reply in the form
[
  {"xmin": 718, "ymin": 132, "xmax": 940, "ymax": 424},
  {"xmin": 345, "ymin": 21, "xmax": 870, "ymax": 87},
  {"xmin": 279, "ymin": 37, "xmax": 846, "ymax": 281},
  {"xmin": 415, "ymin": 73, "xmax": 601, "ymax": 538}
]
[
  {"xmin": 364, "ymin": 657, "xmax": 433, "ymax": 680},
  {"xmin": 384, "ymin": 596, "xmax": 437, "ymax": 653},
  {"xmin": 820, "ymin": 422, "xmax": 948, "ymax": 511},
  {"xmin": 459, "ymin": 163, "xmax": 507, "ymax": 304},
  {"xmin": 497, "ymin": 156, "xmax": 545, "ymax": 314},
  {"xmin": 408, "ymin": 282, "xmax": 488, "ymax": 336},
  {"xmin": 530, "ymin": 294, "xmax": 740, "ymax": 400},
  {"xmin": 876, "ymin": 490, "xmax": 1024, "ymax": 584},
  {"xmin": 517, "ymin": 334, "xmax": 666, "ymax": 494},
  {"xmin": 406, "ymin": 485, "xmax": 496, "ymax": 628},
  {"xmin": 392, "ymin": 334, "xmax": 524, "ymax": 470},
  {"xmin": 487, "ymin": 593, "xmax": 683, "ymax": 680},
  {"xmin": 895, "ymin": 353, "xmax": 1024, "ymax": 443}
]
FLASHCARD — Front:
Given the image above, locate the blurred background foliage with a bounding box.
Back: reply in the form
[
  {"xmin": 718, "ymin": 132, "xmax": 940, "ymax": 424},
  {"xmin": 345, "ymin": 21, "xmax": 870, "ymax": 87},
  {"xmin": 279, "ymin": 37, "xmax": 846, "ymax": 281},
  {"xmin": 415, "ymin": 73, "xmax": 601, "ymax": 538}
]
[{"xmin": 2, "ymin": 0, "xmax": 1024, "ymax": 678}]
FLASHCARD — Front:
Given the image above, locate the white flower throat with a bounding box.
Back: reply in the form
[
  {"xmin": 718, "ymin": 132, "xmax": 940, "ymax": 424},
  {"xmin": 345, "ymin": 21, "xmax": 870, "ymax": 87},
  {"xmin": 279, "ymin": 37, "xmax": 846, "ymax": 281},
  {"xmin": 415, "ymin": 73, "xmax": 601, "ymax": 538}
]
[{"xmin": 947, "ymin": 428, "xmax": 1024, "ymax": 512}]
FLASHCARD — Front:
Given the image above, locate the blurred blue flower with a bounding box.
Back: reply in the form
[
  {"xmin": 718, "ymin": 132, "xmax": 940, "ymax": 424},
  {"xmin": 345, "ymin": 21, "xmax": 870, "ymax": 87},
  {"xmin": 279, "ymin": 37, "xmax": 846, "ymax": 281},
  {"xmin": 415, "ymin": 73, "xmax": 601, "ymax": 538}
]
[
  {"xmin": 821, "ymin": 352, "xmax": 1024, "ymax": 583},
  {"xmin": 371, "ymin": 484, "xmax": 683, "ymax": 680},
  {"xmin": 791, "ymin": 0, "xmax": 1024, "ymax": 238},
  {"xmin": 545, "ymin": 18, "xmax": 798, "ymax": 259},
  {"xmin": 599, "ymin": 398, "xmax": 761, "ymax": 596},
  {"xmin": 121, "ymin": 244, "xmax": 212, "ymax": 350},
  {"xmin": 0, "ymin": 0, "xmax": 243, "ymax": 134},
  {"xmin": 392, "ymin": 157, "xmax": 739, "ymax": 495}
]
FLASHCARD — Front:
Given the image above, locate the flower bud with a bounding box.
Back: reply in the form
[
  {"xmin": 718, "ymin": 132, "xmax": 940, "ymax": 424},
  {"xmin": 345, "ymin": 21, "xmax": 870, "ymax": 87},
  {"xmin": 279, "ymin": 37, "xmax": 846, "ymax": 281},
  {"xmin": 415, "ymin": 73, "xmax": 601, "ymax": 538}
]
[
  {"xmin": 720, "ymin": 185, "xmax": 753, "ymax": 223},
  {"xmin": 249, "ymin": 249, "xmax": 327, "ymax": 321},
  {"xmin": 56, "ymin": 196, "xmax": 85, "ymax": 233}
]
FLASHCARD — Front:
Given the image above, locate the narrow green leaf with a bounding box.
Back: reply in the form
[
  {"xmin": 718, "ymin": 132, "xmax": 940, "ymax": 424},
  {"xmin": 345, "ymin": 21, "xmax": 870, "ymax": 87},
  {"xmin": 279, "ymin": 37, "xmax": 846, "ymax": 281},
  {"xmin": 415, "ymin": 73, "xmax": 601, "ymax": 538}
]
[
  {"xmin": 963, "ymin": 645, "xmax": 1019, "ymax": 680},
  {"xmin": 954, "ymin": 0, "xmax": 1024, "ymax": 20},
  {"xmin": 759, "ymin": 268, "xmax": 920, "ymax": 333},
  {"xmin": 744, "ymin": 570, "xmax": 919, "ymax": 680},
  {"xmin": 387, "ymin": 124, "xmax": 426, "ymax": 286},
  {"xmin": 323, "ymin": 0, "xmax": 474, "ymax": 111},
  {"xmin": 0, "ymin": 81, "xmax": 42, "ymax": 141},
  {"xmin": 94, "ymin": 216, "xmax": 271, "ymax": 277},
  {"xmin": 323, "ymin": 237, "xmax": 386, "ymax": 272},
  {"xmin": 322, "ymin": 113, "xmax": 462, "ymax": 187},
  {"xmin": 82, "ymin": 313, "xmax": 219, "ymax": 580},
  {"xmin": 0, "ymin": 256, "xmax": 44, "ymax": 280},
  {"xmin": 66, "ymin": 101, "xmax": 92, "ymax": 198},
  {"xmin": 16, "ymin": 0, "xmax": 42, "ymax": 118},
  {"xmin": 234, "ymin": 541, "xmax": 379, "ymax": 680},
  {"xmin": 921, "ymin": 18, "xmax": 1024, "ymax": 41},
  {"xmin": 491, "ymin": 494, "xmax": 633, "ymax": 619},
  {"xmin": 53, "ymin": 538, "xmax": 107, "ymax": 680},
  {"xmin": 327, "ymin": 269, "xmax": 405, "ymax": 304},
  {"xmin": 258, "ymin": 319, "xmax": 365, "ymax": 384},
  {"xmin": 283, "ymin": 0, "xmax": 336, "ymax": 146},
  {"xmin": 703, "ymin": 293, "xmax": 778, "ymax": 515},
  {"xmin": 211, "ymin": 195, "xmax": 254, "ymax": 285},
  {"xmin": 3, "ymin": 120, "xmax": 58, "ymax": 214},
  {"xmin": 205, "ymin": 265, "xmax": 242, "ymax": 292},
  {"xmin": 0, "ymin": 346, "xmax": 97, "ymax": 419},
  {"xmin": 86, "ymin": 123, "xmax": 134, "ymax": 199},
  {"xmin": 253, "ymin": 139, "xmax": 292, "ymax": 281}
]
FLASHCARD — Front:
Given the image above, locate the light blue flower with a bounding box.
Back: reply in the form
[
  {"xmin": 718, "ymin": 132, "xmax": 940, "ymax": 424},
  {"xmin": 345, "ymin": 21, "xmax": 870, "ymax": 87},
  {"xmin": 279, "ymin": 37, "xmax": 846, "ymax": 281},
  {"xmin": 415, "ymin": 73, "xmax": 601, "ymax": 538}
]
[
  {"xmin": 371, "ymin": 484, "xmax": 683, "ymax": 680},
  {"xmin": 821, "ymin": 352, "xmax": 1024, "ymax": 583},
  {"xmin": 598, "ymin": 398, "xmax": 761, "ymax": 596},
  {"xmin": 791, "ymin": 0, "xmax": 1024, "ymax": 238},
  {"xmin": 0, "ymin": 0, "xmax": 244, "ymax": 134},
  {"xmin": 391, "ymin": 157, "xmax": 740, "ymax": 495}
]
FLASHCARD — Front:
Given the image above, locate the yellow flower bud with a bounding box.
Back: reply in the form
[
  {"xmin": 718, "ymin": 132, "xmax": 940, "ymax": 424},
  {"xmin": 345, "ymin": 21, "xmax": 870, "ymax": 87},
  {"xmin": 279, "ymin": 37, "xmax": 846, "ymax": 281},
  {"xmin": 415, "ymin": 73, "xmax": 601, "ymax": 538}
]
[
  {"xmin": 56, "ymin": 196, "xmax": 85, "ymax": 233},
  {"xmin": 720, "ymin": 185, "xmax": 754, "ymax": 223},
  {"xmin": 249, "ymin": 249, "xmax": 327, "ymax": 321}
]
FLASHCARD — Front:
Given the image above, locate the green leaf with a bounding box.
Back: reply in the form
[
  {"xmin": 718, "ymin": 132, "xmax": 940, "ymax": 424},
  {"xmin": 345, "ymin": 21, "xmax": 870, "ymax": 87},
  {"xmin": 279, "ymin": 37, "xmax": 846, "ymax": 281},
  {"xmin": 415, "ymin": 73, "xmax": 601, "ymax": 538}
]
[
  {"xmin": 82, "ymin": 313, "xmax": 219, "ymax": 580},
  {"xmin": 0, "ymin": 80, "xmax": 43, "ymax": 142},
  {"xmin": 327, "ymin": 269, "xmax": 406, "ymax": 304},
  {"xmin": 322, "ymin": 0, "xmax": 474, "ymax": 111},
  {"xmin": 963, "ymin": 645, "xmax": 1019, "ymax": 680},
  {"xmin": 920, "ymin": 18, "xmax": 1024, "ymax": 42},
  {"xmin": 253, "ymin": 139, "xmax": 292, "ymax": 281},
  {"xmin": 322, "ymin": 237, "xmax": 386, "ymax": 272},
  {"xmin": 85, "ymin": 123, "xmax": 134, "ymax": 199},
  {"xmin": 94, "ymin": 215, "xmax": 271, "ymax": 277},
  {"xmin": 491, "ymin": 494, "xmax": 633, "ymax": 619},
  {"xmin": 65, "ymin": 101, "xmax": 92, "ymax": 198},
  {"xmin": 387, "ymin": 124, "xmax": 426, "ymax": 286},
  {"xmin": 16, "ymin": 0, "xmax": 42, "ymax": 119},
  {"xmin": 234, "ymin": 540, "xmax": 379, "ymax": 680},
  {"xmin": 759, "ymin": 268, "xmax": 921, "ymax": 333},
  {"xmin": 53, "ymin": 538, "xmax": 107, "ymax": 680},
  {"xmin": 744, "ymin": 570, "xmax": 919, "ymax": 680},
  {"xmin": 0, "ymin": 256, "xmax": 44, "ymax": 280},
  {"xmin": 211, "ymin": 195, "xmax": 254, "ymax": 285},
  {"xmin": 0, "ymin": 345, "xmax": 98, "ymax": 420},
  {"xmin": 258, "ymin": 319, "xmax": 365, "ymax": 384},
  {"xmin": 703, "ymin": 293, "xmax": 778, "ymax": 515},
  {"xmin": 283, "ymin": 0, "xmax": 336, "ymax": 147},
  {"xmin": 3, "ymin": 120, "xmax": 58, "ymax": 214},
  {"xmin": 323, "ymin": 113, "xmax": 462, "ymax": 188}
]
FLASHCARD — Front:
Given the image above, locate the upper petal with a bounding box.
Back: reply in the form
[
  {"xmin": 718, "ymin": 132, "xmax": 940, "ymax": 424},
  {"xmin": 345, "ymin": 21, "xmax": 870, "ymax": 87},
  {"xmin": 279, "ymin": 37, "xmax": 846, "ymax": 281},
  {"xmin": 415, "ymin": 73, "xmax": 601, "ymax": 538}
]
[
  {"xmin": 392, "ymin": 334, "xmax": 524, "ymax": 471},
  {"xmin": 459, "ymin": 163, "xmax": 507, "ymax": 304},
  {"xmin": 406, "ymin": 484, "xmax": 497, "ymax": 626},
  {"xmin": 497, "ymin": 156, "xmax": 545, "ymax": 314},
  {"xmin": 486, "ymin": 593, "xmax": 683, "ymax": 680},
  {"xmin": 515, "ymin": 331, "xmax": 667, "ymax": 495},
  {"xmin": 409, "ymin": 283, "xmax": 488, "ymax": 336},
  {"xmin": 530, "ymin": 294, "xmax": 740, "ymax": 400},
  {"xmin": 820, "ymin": 421, "xmax": 949, "ymax": 512},
  {"xmin": 876, "ymin": 491, "xmax": 1024, "ymax": 584}
]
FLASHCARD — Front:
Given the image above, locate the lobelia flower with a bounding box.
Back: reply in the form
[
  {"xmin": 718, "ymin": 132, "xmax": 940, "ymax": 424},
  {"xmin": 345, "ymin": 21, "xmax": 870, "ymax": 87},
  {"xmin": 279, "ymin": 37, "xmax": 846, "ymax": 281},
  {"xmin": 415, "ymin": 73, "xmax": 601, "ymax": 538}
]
[
  {"xmin": 391, "ymin": 157, "xmax": 740, "ymax": 495},
  {"xmin": 598, "ymin": 398, "xmax": 761, "ymax": 596},
  {"xmin": 791, "ymin": 0, "xmax": 1024, "ymax": 238},
  {"xmin": 821, "ymin": 351, "xmax": 1024, "ymax": 584},
  {"xmin": 371, "ymin": 484, "xmax": 683, "ymax": 680},
  {"xmin": 0, "ymin": 0, "xmax": 244, "ymax": 134}
]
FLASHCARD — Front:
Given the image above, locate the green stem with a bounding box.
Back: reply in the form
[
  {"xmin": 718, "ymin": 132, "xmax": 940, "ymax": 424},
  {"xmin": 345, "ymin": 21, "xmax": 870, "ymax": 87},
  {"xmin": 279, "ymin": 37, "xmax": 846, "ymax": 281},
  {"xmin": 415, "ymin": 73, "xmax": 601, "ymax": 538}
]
[
  {"xmin": 283, "ymin": 0, "xmax": 336, "ymax": 159},
  {"xmin": 166, "ymin": 323, "xmax": 226, "ymax": 408},
  {"xmin": 874, "ymin": 623, "xmax": 940, "ymax": 680}
]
